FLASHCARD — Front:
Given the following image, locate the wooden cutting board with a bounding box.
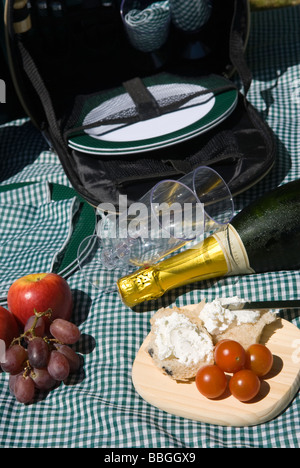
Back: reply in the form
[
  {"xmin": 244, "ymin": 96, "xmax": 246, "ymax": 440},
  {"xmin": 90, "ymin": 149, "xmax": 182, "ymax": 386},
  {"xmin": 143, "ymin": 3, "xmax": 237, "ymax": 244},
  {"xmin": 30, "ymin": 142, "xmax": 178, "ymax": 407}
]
[{"xmin": 132, "ymin": 318, "xmax": 300, "ymax": 426}]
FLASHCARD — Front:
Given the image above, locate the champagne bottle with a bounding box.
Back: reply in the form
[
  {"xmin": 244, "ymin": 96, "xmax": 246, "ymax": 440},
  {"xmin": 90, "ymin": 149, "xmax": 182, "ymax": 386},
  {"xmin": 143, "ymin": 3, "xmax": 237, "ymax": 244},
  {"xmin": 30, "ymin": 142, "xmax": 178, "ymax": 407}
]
[{"xmin": 117, "ymin": 179, "xmax": 300, "ymax": 307}]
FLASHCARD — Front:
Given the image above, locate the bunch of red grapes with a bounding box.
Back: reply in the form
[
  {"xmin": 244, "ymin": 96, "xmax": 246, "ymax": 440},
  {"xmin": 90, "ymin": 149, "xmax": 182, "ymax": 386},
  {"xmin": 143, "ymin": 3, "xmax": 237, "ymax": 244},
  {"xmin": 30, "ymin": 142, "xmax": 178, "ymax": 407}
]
[{"xmin": 0, "ymin": 309, "xmax": 82, "ymax": 404}]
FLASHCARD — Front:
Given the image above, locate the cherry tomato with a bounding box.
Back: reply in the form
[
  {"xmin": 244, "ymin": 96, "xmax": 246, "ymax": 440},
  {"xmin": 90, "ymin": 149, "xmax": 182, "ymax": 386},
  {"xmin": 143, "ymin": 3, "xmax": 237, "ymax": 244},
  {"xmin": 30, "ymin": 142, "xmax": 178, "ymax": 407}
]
[
  {"xmin": 195, "ymin": 365, "xmax": 227, "ymax": 399},
  {"xmin": 245, "ymin": 344, "xmax": 273, "ymax": 377},
  {"xmin": 214, "ymin": 340, "xmax": 246, "ymax": 373},
  {"xmin": 229, "ymin": 369, "xmax": 261, "ymax": 402}
]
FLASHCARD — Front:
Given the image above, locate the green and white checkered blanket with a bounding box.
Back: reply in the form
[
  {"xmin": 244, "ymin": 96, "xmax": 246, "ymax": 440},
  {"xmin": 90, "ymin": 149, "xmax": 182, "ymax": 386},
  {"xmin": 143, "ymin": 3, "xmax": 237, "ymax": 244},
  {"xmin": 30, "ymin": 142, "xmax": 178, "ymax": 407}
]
[
  {"xmin": 0, "ymin": 5, "xmax": 299, "ymax": 448},
  {"xmin": 0, "ymin": 181, "xmax": 79, "ymax": 294}
]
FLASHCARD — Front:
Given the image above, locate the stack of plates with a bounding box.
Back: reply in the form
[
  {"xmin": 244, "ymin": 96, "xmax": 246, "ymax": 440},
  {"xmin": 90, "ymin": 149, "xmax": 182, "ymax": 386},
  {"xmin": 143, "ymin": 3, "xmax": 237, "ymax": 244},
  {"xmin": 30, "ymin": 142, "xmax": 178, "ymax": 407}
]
[{"xmin": 68, "ymin": 74, "xmax": 238, "ymax": 156}]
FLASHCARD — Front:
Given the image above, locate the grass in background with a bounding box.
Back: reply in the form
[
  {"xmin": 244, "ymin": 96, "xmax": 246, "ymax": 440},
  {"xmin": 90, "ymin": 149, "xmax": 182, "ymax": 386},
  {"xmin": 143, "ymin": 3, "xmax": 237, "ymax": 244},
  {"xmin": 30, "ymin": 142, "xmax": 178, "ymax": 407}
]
[{"xmin": 250, "ymin": 0, "xmax": 300, "ymax": 9}]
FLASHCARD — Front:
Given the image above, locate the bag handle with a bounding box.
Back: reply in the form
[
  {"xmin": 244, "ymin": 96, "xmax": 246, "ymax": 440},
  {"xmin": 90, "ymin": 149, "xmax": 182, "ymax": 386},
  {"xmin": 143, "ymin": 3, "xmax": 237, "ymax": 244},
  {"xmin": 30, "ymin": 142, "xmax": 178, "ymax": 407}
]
[{"xmin": 229, "ymin": 0, "xmax": 252, "ymax": 96}]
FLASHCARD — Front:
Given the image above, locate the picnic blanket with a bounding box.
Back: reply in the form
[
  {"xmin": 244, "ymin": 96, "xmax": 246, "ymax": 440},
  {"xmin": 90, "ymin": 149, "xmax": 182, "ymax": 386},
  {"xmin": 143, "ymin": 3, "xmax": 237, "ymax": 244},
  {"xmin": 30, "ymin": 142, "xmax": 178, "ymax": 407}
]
[{"xmin": 0, "ymin": 4, "xmax": 299, "ymax": 448}]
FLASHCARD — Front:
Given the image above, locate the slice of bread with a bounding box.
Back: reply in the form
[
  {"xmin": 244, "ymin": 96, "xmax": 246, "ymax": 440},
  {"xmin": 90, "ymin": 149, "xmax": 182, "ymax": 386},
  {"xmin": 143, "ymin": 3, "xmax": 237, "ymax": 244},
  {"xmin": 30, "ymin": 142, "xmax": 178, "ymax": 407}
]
[
  {"xmin": 180, "ymin": 301, "xmax": 278, "ymax": 349},
  {"xmin": 146, "ymin": 299, "xmax": 279, "ymax": 381},
  {"xmin": 212, "ymin": 310, "xmax": 278, "ymax": 349},
  {"xmin": 147, "ymin": 304, "xmax": 214, "ymax": 381}
]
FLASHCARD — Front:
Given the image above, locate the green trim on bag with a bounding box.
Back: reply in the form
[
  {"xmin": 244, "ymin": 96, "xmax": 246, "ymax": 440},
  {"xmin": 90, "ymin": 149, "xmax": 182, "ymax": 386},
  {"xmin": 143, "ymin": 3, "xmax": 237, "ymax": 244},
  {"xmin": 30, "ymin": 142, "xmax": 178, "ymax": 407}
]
[{"xmin": 0, "ymin": 182, "xmax": 96, "ymax": 275}]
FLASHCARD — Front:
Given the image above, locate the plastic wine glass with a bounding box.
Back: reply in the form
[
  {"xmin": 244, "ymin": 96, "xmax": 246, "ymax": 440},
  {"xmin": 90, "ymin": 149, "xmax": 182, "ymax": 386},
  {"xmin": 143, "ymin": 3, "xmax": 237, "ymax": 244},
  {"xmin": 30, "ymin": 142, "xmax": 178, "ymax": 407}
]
[
  {"xmin": 169, "ymin": 0, "xmax": 213, "ymax": 59},
  {"xmin": 77, "ymin": 166, "xmax": 234, "ymax": 291},
  {"xmin": 120, "ymin": 0, "xmax": 171, "ymax": 53}
]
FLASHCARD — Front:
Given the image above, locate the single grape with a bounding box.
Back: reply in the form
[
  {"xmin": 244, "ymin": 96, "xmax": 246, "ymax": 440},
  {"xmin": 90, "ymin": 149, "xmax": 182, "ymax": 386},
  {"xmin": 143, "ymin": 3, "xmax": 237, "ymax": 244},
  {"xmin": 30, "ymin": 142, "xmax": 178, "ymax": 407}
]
[
  {"xmin": 31, "ymin": 368, "xmax": 57, "ymax": 391},
  {"xmin": 27, "ymin": 337, "xmax": 50, "ymax": 369},
  {"xmin": 1, "ymin": 344, "xmax": 27, "ymax": 375},
  {"xmin": 14, "ymin": 374, "xmax": 35, "ymax": 404},
  {"xmin": 50, "ymin": 319, "xmax": 81, "ymax": 345},
  {"xmin": 24, "ymin": 316, "xmax": 45, "ymax": 340},
  {"xmin": 55, "ymin": 344, "xmax": 82, "ymax": 373},
  {"xmin": 47, "ymin": 350, "xmax": 70, "ymax": 381}
]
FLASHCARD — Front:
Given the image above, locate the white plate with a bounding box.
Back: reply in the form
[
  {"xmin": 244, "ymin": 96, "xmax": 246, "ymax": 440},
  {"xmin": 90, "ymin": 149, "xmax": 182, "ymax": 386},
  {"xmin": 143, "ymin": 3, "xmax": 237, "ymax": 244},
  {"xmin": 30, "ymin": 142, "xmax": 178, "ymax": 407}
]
[{"xmin": 68, "ymin": 75, "xmax": 238, "ymax": 155}]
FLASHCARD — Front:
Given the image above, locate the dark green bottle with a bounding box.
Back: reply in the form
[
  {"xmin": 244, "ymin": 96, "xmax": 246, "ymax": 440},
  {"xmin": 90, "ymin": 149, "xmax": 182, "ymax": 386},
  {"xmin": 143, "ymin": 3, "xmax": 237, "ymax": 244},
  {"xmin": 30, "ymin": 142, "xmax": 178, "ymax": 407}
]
[{"xmin": 231, "ymin": 178, "xmax": 300, "ymax": 273}]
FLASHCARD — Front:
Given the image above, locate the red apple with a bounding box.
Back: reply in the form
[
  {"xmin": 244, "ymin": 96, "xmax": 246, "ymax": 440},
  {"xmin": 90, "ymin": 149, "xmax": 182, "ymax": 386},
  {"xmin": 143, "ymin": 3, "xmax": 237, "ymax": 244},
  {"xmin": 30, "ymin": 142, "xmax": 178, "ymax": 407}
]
[
  {"xmin": 7, "ymin": 273, "xmax": 73, "ymax": 327},
  {"xmin": 0, "ymin": 305, "xmax": 20, "ymax": 348}
]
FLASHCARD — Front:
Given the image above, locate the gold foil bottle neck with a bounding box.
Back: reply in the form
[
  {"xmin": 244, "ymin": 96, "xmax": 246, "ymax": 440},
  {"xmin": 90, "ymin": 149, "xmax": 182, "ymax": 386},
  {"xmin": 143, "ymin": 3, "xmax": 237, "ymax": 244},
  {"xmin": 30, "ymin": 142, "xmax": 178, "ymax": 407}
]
[
  {"xmin": 117, "ymin": 235, "xmax": 229, "ymax": 308},
  {"xmin": 117, "ymin": 266, "xmax": 162, "ymax": 308}
]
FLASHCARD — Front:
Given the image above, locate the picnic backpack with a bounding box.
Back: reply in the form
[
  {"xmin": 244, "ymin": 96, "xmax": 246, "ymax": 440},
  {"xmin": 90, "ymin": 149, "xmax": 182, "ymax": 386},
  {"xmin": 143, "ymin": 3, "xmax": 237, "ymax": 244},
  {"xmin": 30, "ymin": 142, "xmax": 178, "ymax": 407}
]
[{"xmin": 4, "ymin": 0, "xmax": 276, "ymax": 210}]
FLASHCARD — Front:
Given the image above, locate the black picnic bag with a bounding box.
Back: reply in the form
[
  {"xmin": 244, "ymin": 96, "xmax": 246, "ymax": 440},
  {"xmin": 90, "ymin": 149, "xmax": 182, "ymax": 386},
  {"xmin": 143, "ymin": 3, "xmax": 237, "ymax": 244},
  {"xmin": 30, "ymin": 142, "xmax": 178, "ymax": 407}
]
[{"xmin": 4, "ymin": 0, "xmax": 276, "ymax": 209}]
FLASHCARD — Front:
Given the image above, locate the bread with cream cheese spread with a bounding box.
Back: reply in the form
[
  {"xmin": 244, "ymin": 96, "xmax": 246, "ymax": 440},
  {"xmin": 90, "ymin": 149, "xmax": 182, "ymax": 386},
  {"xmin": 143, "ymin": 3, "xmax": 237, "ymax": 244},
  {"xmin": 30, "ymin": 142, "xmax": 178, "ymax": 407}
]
[
  {"xmin": 188, "ymin": 301, "xmax": 278, "ymax": 349},
  {"xmin": 147, "ymin": 304, "xmax": 214, "ymax": 381},
  {"xmin": 147, "ymin": 299, "xmax": 278, "ymax": 381}
]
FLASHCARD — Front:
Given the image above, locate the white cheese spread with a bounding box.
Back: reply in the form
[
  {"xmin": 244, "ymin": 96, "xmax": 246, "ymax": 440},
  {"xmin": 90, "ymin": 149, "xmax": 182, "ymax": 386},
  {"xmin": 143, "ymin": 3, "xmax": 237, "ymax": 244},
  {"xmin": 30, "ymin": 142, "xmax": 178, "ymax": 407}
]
[
  {"xmin": 199, "ymin": 296, "xmax": 261, "ymax": 335},
  {"xmin": 154, "ymin": 312, "xmax": 214, "ymax": 366}
]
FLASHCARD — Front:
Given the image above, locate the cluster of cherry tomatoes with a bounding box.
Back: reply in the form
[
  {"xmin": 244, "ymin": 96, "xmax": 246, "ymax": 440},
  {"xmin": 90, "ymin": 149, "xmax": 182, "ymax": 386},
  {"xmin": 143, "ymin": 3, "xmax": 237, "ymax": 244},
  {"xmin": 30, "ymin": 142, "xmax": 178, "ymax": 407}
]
[{"xmin": 195, "ymin": 340, "xmax": 274, "ymax": 402}]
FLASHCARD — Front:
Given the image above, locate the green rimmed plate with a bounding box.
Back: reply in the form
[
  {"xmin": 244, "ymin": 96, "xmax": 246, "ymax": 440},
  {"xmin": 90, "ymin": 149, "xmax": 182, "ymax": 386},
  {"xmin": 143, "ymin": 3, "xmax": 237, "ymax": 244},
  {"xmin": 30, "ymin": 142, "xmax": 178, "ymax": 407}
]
[{"xmin": 68, "ymin": 74, "xmax": 238, "ymax": 155}]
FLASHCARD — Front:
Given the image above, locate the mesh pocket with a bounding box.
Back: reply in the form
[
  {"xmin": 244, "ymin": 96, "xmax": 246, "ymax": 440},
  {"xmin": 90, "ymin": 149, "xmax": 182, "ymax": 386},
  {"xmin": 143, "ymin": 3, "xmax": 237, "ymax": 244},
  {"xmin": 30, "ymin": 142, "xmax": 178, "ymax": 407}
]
[{"xmin": 63, "ymin": 73, "xmax": 237, "ymax": 143}]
